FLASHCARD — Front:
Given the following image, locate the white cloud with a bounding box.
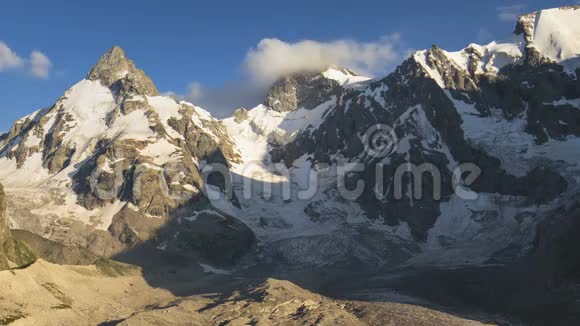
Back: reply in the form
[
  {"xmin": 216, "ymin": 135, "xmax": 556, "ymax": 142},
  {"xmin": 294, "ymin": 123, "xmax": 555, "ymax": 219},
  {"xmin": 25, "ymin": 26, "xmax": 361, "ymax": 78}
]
[
  {"xmin": 0, "ymin": 41, "xmax": 52, "ymax": 79},
  {"xmin": 497, "ymin": 4, "xmax": 527, "ymax": 22},
  {"xmin": 30, "ymin": 51, "xmax": 52, "ymax": 79},
  {"xmin": 244, "ymin": 34, "xmax": 402, "ymax": 86},
  {"xmin": 170, "ymin": 34, "xmax": 404, "ymax": 117},
  {"xmin": 0, "ymin": 41, "xmax": 24, "ymax": 71}
]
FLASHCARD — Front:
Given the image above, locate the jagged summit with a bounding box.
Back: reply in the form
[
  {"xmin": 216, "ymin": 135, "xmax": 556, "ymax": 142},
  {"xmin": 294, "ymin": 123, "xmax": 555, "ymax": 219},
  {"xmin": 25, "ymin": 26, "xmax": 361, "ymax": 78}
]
[
  {"xmin": 264, "ymin": 70, "xmax": 336, "ymax": 112},
  {"xmin": 264, "ymin": 66, "xmax": 370, "ymax": 112},
  {"xmin": 87, "ymin": 46, "xmax": 159, "ymax": 96},
  {"xmin": 410, "ymin": 6, "xmax": 580, "ymax": 87}
]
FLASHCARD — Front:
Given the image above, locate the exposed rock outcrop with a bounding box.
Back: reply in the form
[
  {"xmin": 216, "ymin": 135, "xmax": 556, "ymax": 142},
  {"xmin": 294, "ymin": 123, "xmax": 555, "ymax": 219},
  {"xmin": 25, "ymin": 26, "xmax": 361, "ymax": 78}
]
[
  {"xmin": 117, "ymin": 278, "xmax": 494, "ymax": 325},
  {"xmin": 233, "ymin": 107, "xmax": 249, "ymax": 123},
  {"xmin": 264, "ymin": 70, "xmax": 341, "ymax": 112},
  {"xmin": 0, "ymin": 184, "xmax": 36, "ymax": 270},
  {"xmin": 87, "ymin": 46, "xmax": 159, "ymax": 97}
]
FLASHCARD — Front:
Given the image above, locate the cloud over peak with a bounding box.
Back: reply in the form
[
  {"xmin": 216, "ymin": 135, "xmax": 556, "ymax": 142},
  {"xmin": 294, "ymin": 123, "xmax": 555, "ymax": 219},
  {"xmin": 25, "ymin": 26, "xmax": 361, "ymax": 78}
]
[
  {"xmin": 244, "ymin": 34, "xmax": 401, "ymax": 85},
  {"xmin": 171, "ymin": 34, "xmax": 404, "ymax": 118},
  {"xmin": 0, "ymin": 41, "xmax": 53, "ymax": 79}
]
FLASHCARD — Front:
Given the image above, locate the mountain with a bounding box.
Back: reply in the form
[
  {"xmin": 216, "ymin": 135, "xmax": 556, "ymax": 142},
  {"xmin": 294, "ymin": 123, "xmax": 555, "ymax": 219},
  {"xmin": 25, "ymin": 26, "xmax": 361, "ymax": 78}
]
[
  {"xmin": 1, "ymin": 6, "xmax": 580, "ymax": 268},
  {"xmin": 215, "ymin": 6, "xmax": 579, "ymax": 270},
  {"xmin": 0, "ymin": 46, "xmax": 253, "ymax": 264},
  {"xmin": 0, "ymin": 5, "xmax": 579, "ymax": 323}
]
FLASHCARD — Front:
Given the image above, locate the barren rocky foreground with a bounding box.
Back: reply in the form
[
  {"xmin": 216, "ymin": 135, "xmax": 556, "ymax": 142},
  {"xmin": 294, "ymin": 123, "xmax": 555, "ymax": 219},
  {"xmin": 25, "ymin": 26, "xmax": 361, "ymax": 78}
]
[{"xmin": 0, "ymin": 260, "xmax": 497, "ymax": 325}]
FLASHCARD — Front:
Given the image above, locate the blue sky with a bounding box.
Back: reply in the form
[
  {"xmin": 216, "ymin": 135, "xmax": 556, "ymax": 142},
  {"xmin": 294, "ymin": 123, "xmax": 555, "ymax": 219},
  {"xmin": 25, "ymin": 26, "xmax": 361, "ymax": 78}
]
[{"xmin": 0, "ymin": 0, "xmax": 576, "ymax": 131}]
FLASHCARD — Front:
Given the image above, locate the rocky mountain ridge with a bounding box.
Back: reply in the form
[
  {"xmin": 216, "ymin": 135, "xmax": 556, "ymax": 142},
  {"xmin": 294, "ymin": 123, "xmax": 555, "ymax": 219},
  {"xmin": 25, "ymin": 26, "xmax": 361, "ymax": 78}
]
[{"xmin": 257, "ymin": 6, "xmax": 580, "ymax": 266}]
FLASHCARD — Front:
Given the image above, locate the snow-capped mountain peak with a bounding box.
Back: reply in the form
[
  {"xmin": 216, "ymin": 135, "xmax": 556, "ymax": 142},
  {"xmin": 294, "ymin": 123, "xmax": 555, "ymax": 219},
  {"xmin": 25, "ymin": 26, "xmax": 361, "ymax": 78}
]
[
  {"xmin": 263, "ymin": 66, "xmax": 368, "ymax": 113},
  {"xmin": 0, "ymin": 46, "xmax": 249, "ymax": 260},
  {"xmin": 412, "ymin": 6, "xmax": 580, "ymax": 88},
  {"xmin": 516, "ymin": 6, "xmax": 580, "ymax": 69}
]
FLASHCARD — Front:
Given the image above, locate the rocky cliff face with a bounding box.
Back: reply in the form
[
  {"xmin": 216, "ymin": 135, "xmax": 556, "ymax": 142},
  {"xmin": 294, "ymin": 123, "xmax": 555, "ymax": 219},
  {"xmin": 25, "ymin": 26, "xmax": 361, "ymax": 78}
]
[
  {"xmin": 0, "ymin": 184, "xmax": 35, "ymax": 270},
  {"xmin": 264, "ymin": 70, "xmax": 341, "ymax": 112},
  {"xmin": 0, "ymin": 185, "xmax": 15, "ymax": 271},
  {"xmin": 263, "ymin": 67, "xmax": 370, "ymax": 113},
  {"xmin": 87, "ymin": 46, "xmax": 159, "ymax": 97}
]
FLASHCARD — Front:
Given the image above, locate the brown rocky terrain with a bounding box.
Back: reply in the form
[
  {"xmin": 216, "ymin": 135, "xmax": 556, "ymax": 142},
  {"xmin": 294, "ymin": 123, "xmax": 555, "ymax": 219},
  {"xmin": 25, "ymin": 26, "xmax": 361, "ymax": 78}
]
[{"xmin": 0, "ymin": 259, "xmax": 496, "ymax": 325}]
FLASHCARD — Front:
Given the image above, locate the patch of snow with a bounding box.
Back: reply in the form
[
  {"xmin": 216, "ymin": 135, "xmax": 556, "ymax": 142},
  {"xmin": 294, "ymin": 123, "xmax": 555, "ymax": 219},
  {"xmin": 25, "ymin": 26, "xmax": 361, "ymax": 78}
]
[
  {"xmin": 448, "ymin": 92, "xmax": 536, "ymax": 176},
  {"xmin": 362, "ymin": 84, "xmax": 389, "ymax": 108},
  {"xmin": 106, "ymin": 109, "xmax": 156, "ymax": 141},
  {"xmin": 139, "ymin": 162, "xmax": 164, "ymax": 171},
  {"xmin": 54, "ymin": 79, "xmax": 156, "ymax": 165},
  {"xmin": 531, "ymin": 7, "xmax": 580, "ymax": 71},
  {"xmin": 182, "ymin": 209, "xmax": 222, "ymax": 222},
  {"xmin": 412, "ymin": 193, "xmax": 539, "ymax": 266},
  {"xmin": 140, "ymin": 138, "xmax": 182, "ymax": 165},
  {"xmin": 23, "ymin": 133, "xmax": 41, "ymax": 148},
  {"xmin": 445, "ymin": 40, "xmax": 524, "ymax": 75},
  {"xmin": 450, "ymin": 91, "xmax": 580, "ymax": 176},
  {"xmin": 156, "ymin": 241, "xmax": 167, "ymax": 251},
  {"xmin": 61, "ymin": 80, "xmax": 117, "ymax": 147},
  {"xmin": 545, "ymin": 97, "xmax": 580, "ymax": 108},
  {"xmin": 191, "ymin": 104, "xmax": 214, "ymax": 121},
  {"xmin": 199, "ymin": 263, "xmax": 231, "ymax": 275},
  {"xmin": 223, "ymin": 98, "xmax": 336, "ymax": 168},
  {"xmin": 95, "ymin": 201, "xmax": 126, "ymax": 230},
  {"xmin": 413, "ymin": 50, "xmax": 446, "ymax": 88},
  {"xmin": 8, "ymin": 185, "xmax": 126, "ymax": 231},
  {"xmin": 322, "ymin": 67, "xmax": 372, "ymax": 88},
  {"xmin": 0, "ymin": 153, "xmax": 49, "ymax": 187},
  {"xmin": 182, "ymin": 184, "xmax": 198, "ymax": 193},
  {"xmin": 147, "ymin": 96, "xmax": 184, "ymax": 139}
]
